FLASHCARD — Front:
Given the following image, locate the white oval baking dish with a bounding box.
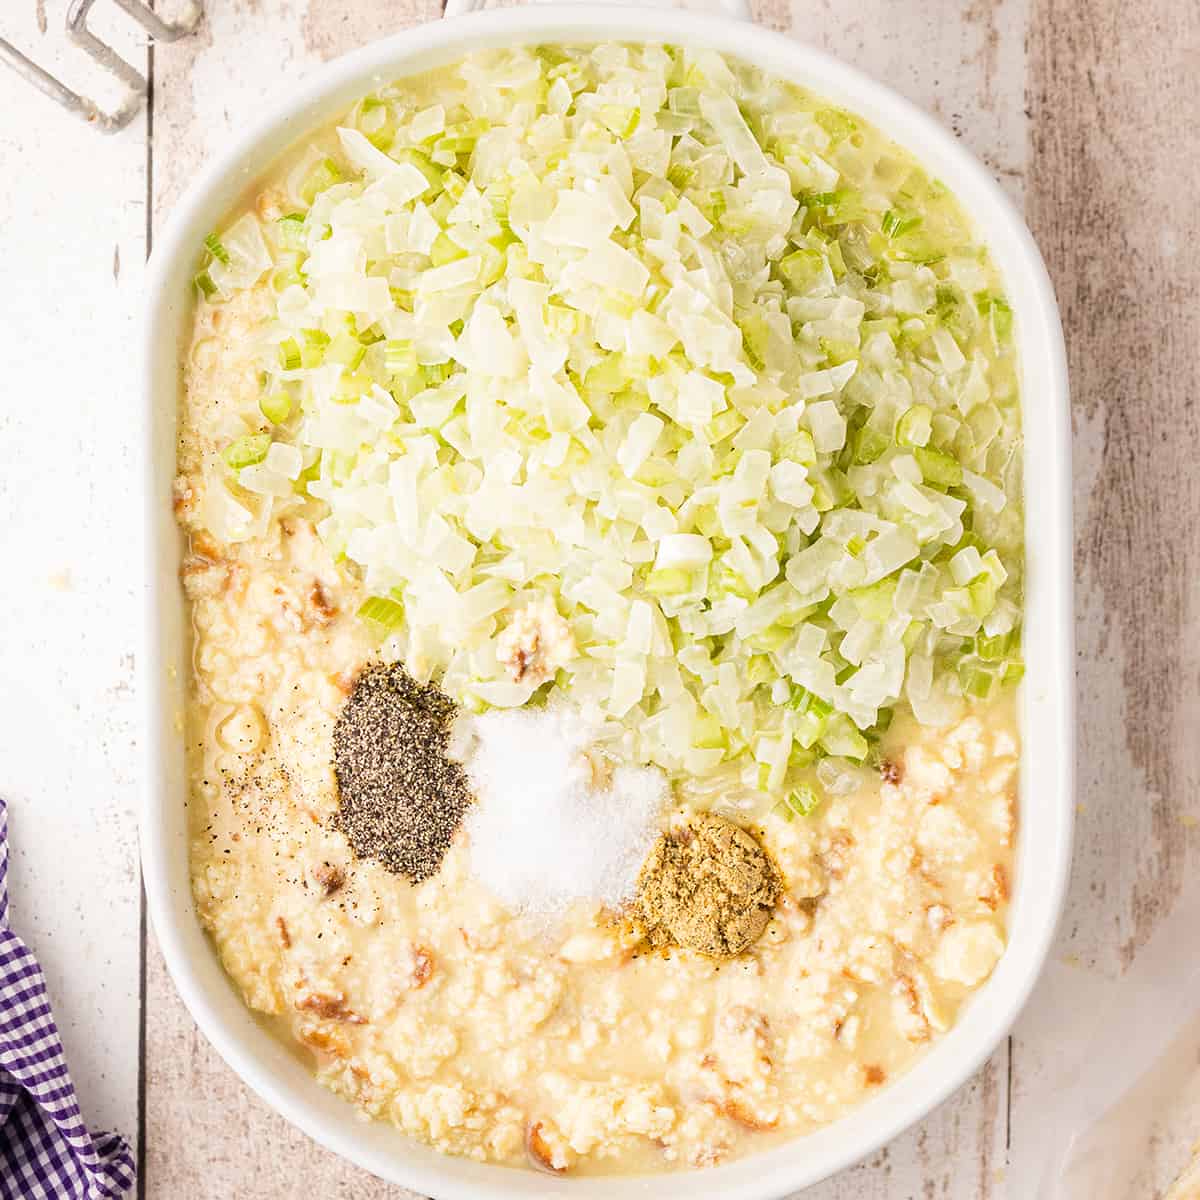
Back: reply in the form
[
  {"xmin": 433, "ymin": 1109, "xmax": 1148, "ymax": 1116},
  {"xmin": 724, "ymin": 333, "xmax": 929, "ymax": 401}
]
[{"xmin": 140, "ymin": 6, "xmax": 1074, "ymax": 1196}]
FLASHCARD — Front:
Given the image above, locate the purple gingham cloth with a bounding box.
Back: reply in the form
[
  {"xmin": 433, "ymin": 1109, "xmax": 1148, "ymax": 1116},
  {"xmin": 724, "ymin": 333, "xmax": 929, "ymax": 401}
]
[{"xmin": 0, "ymin": 798, "xmax": 135, "ymax": 1199}]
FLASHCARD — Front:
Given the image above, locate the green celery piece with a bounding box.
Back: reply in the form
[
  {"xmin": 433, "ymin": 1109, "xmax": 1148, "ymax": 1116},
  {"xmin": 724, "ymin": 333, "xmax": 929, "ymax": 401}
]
[
  {"xmin": 778, "ymin": 248, "xmax": 824, "ymax": 293},
  {"xmin": 223, "ymin": 434, "xmax": 271, "ymax": 469},
  {"xmin": 299, "ymin": 158, "xmax": 341, "ymax": 206},
  {"xmin": 717, "ymin": 564, "xmax": 756, "ymax": 601},
  {"xmin": 851, "ymin": 425, "xmax": 890, "ymax": 464},
  {"xmin": 881, "ymin": 209, "xmax": 922, "ymax": 239},
  {"xmin": 976, "ymin": 630, "xmax": 1015, "ymax": 661},
  {"xmin": 357, "ymin": 595, "xmax": 406, "ymax": 632},
  {"xmin": 645, "ymin": 568, "xmax": 693, "ymax": 596},
  {"xmin": 384, "ymin": 340, "xmax": 418, "ymax": 376},
  {"xmin": 785, "ymin": 783, "xmax": 821, "ymax": 818},
  {"xmin": 260, "ymin": 390, "xmax": 293, "ymax": 425},
  {"xmin": 203, "ymin": 233, "xmax": 230, "ymax": 265},
  {"xmin": 327, "ymin": 330, "xmax": 366, "ymax": 369},
  {"xmin": 277, "ymin": 338, "xmax": 302, "ymax": 371},
  {"xmin": 358, "ymin": 96, "xmax": 397, "ymax": 151},
  {"xmin": 430, "ymin": 231, "xmax": 468, "ymax": 267},
  {"xmin": 915, "ymin": 445, "xmax": 963, "ymax": 488},
  {"xmin": 276, "ymin": 213, "xmax": 307, "ymax": 250},
  {"xmin": 959, "ymin": 660, "xmax": 997, "ymax": 700}
]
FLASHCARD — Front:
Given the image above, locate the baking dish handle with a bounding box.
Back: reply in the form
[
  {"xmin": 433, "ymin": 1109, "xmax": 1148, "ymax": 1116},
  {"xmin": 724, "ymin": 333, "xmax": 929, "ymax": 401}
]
[{"xmin": 443, "ymin": 0, "xmax": 754, "ymax": 24}]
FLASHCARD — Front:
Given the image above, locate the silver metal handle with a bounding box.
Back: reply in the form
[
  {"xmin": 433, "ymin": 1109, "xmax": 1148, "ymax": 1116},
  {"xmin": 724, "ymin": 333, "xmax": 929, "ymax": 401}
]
[
  {"xmin": 0, "ymin": 0, "xmax": 202, "ymax": 133},
  {"xmin": 444, "ymin": 0, "xmax": 754, "ymax": 23}
]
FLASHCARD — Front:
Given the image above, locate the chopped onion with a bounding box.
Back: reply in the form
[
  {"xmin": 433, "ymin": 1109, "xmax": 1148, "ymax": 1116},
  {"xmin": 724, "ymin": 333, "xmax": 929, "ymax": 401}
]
[{"xmin": 200, "ymin": 43, "xmax": 1023, "ymax": 803}]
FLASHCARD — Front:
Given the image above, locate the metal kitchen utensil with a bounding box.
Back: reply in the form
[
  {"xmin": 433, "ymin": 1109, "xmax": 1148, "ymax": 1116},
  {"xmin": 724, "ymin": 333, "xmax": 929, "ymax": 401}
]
[{"xmin": 0, "ymin": 0, "xmax": 203, "ymax": 133}]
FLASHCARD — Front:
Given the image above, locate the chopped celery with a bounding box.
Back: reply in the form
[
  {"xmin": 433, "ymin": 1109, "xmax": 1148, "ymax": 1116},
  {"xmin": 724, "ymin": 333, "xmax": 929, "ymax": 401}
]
[
  {"xmin": 744, "ymin": 625, "xmax": 791, "ymax": 652},
  {"xmin": 850, "ymin": 425, "xmax": 889, "ymax": 465},
  {"xmin": 203, "ymin": 233, "xmax": 230, "ymax": 265},
  {"xmin": 745, "ymin": 655, "xmax": 775, "ymax": 687},
  {"xmin": 881, "ymin": 209, "xmax": 922, "ymax": 239},
  {"xmin": 976, "ymin": 292, "xmax": 1014, "ymax": 343},
  {"xmin": 706, "ymin": 409, "xmax": 744, "ymax": 444},
  {"xmin": 223, "ymin": 434, "xmax": 271, "ymax": 469},
  {"xmin": 645, "ymin": 568, "xmax": 693, "ymax": 596},
  {"xmin": 194, "ymin": 271, "xmax": 217, "ymax": 298},
  {"xmin": 800, "ymin": 188, "xmax": 864, "ymax": 224},
  {"xmin": 976, "ymin": 630, "xmax": 1014, "ymax": 661},
  {"xmin": 739, "ymin": 310, "xmax": 774, "ymax": 371},
  {"xmin": 327, "ymin": 330, "xmax": 366, "ymax": 369},
  {"xmin": 784, "ymin": 783, "xmax": 821, "ymax": 818},
  {"xmin": 666, "ymin": 163, "xmax": 695, "ymax": 191},
  {"xmin": 334, "ymin": 371, "xmax": 374, "ymax": 403},
  {"xmin": 819, "ymin": 713, "xmax": 869, "ymax": 760},
  {"xmin": 779, "ymin": 247, "xmax": 824, "ymax": 293},
  {"xmin": 384, "ymin": 340, "xmax": 418, "ymax": 376},
  {"xmin": 442, "ymin": 172, "xmax": 468, "ymax": 202},
  {"xmin": 430, "ymin": 231, "xmax": 467, "ymax": 266},
  {"xmin": 300, "ymin": 327, "xmax": 330, "ymax": 368},
  {"xmin": 968, "ymin": 573, "xmax": 998, "ymax": 618},
  {"xmin": 299, "ymin": 157, "xmax": 341, "ymax": 206},
  {"xmin": 260, "ymin": 389, "xmax": 293, "ymax": 425},
  {"xmin": 277, "ymin": 338, "xmax": 302, "ymax": 371},
  {"xmin": 276, "ymin": 213, "xmax": 307, "ymax": 250},
  {"xmin": 693, "ymin": 715, "xmax": 727, "ymax": 750},
  {"xmin": 422, "ymin": 362, "xmax": 454, "ymax": 386},
  {"xmin": 915, "ymin": 445, "xmax": 963, "ymax": 488},
  {"xmin": 958, "ymin": 660, "xmax": 996, "ymax": 700},
  {"xmin": 357, "ymin": 96, "xmax": 397, "ymax": 150},
  {"xmin": 815, "ymin": 108, "xmax": 856, "ymax": 140},
  {"xmin": 357, "ymin": 595, "xmax": 406, "ymax": 632},
  {"xmin": 781, "ymin": 429, "xmax": 817, "ymax": 465},
  {"xmin": 717, "ymin": 563, "xmax": 756, "ymax": 600},
  {"xmin": 849, "ymin": 578, "xmax": 897, "ymax": 622}
]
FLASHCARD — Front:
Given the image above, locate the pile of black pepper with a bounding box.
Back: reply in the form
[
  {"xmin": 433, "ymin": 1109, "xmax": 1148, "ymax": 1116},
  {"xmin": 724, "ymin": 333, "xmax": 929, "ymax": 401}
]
[{"xmin": 332, "ymin": 663, "xmax": 470, "ymax": 884}]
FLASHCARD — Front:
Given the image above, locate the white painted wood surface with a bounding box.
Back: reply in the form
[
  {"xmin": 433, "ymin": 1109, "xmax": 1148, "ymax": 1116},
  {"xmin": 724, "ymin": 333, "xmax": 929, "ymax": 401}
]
[
  {"xmin": 0, "ymin": 0, "xmax": 145, "ymax": 1159},
  {"xmin": 0, "ymin": 0, "xmax": 1197, "ymax": 1195}
]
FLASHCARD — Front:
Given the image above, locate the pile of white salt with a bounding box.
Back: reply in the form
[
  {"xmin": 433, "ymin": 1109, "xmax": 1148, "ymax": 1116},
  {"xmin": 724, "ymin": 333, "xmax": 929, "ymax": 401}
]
[{"xmin": 455, "ymin": 705, "xmax": 667, "ymax": 920}]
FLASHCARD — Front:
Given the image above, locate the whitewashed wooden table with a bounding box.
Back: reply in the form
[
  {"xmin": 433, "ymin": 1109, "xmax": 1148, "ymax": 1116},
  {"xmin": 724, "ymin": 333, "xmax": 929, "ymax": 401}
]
[{"xmin": 1, "ymin": 0, "xmax": 1197, "ymax": 1195}]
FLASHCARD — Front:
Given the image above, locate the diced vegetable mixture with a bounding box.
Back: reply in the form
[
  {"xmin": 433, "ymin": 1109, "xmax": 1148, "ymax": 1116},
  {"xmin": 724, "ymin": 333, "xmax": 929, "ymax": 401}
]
[{"xmin": 193, "ymin": 43, "xmax": 1023, "ymax": 819}]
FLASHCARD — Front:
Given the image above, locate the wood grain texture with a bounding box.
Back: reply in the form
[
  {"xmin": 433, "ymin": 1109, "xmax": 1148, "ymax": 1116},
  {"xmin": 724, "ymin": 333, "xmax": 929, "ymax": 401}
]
[
  {"xmin": 0, "ymin": 0, "xmax": 145, "ymax": 1154},
  {"xmin": 1007, "ymin": 0, "xmax": 1200, "ymax": 1193},
  {"xmin": 1026, "ymin": 0, "xmax": 1200, "ymax": 974}
]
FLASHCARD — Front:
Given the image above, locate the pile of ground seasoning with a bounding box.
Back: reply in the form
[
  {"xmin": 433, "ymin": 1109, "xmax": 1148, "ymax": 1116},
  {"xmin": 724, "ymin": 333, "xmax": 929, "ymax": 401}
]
[
  {"xmin": 632, "ymin": 813, "xmax": 781, "ymax": 958},
  {"xmin": 332, "ymin": 663, "xmax": 470, "ymax": 884}
]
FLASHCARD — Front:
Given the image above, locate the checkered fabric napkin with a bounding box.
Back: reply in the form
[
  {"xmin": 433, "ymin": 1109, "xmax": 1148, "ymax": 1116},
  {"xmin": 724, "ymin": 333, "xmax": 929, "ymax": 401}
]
[{"xmin": 0, "ymin": 798, "xmax": 135, "ymax": 1199}]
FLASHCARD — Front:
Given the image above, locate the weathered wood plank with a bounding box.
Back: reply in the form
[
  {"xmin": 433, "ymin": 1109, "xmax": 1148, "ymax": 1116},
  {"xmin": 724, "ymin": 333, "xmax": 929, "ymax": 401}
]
[
  {"xmin": 0, "ymin": 0, "xmax": 146, "ymax": 1160},
  {"xmin": 1010, "ymin": 0, "xmax": 1200, "ymax": 1188}
]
